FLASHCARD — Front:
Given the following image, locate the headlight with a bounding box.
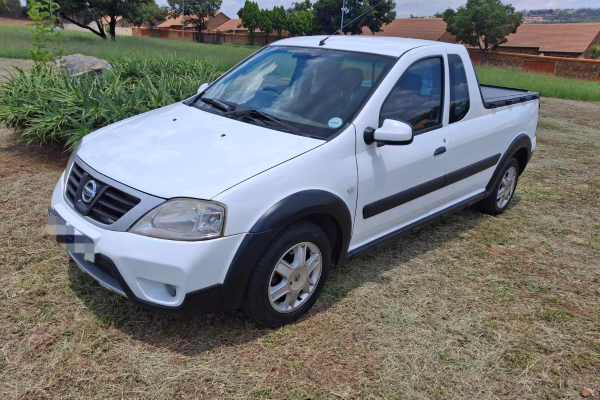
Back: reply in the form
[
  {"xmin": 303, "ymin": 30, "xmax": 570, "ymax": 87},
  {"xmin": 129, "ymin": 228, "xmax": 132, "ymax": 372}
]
[
  {"xmin": 128, "ymin": 198, "xmax": 225, "ymax": 241},
  {"xmin": 63, "ymin": 140, "xmax": 82, "ymax": 185}
]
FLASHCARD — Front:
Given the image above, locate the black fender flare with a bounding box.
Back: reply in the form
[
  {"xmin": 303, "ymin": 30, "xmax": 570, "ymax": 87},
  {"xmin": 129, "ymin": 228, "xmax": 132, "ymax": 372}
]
[
  {"xmin": 486, "ymin": 133, "xmax": 532, "ymax": 195},
  {"xmin": 218, "ymin": 190, "xmax": 353, "ymax": 312}
]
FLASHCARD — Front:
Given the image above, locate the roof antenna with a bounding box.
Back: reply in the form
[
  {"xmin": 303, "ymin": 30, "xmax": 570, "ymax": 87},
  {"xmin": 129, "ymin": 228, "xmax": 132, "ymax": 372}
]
[{"xmin": 319, "ymin": 0, "xmax": 387, "ymax": 46}]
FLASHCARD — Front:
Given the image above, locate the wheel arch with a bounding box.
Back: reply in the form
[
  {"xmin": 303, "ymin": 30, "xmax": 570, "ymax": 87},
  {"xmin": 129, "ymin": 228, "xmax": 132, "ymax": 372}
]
[
  {"xmin": 218, "ymin": 190, "xmax": 353, "ymax": 312},
  {"xmin": 486, "ymin": 133, "xmax": 532, "ymax": 195}
]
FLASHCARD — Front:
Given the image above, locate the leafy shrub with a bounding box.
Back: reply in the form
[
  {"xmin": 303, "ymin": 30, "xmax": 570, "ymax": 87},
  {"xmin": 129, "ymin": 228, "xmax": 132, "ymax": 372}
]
[
  {"xmin": 0, "ymin": 58, "xmax": 219, "ymax": 150},
  {"xmin": 591, "ymin": 44, "xmax": 600, "ymax": 60},
  {"xmin": 27, "ymin": 0, "xmax": 62, "ymax": 71}
]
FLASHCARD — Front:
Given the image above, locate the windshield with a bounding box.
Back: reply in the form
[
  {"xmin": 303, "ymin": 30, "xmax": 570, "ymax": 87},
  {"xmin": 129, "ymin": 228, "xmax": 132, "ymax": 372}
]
[{"xmin": 195, "ymin": 46, "xmax": 394, "ymax": 139}]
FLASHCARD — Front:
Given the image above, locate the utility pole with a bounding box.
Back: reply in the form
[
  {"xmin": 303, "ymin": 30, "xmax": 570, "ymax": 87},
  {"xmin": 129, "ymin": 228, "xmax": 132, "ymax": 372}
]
[{"xmin": 340, "ymin": 0, "xmax": 345, "ymax": 31}]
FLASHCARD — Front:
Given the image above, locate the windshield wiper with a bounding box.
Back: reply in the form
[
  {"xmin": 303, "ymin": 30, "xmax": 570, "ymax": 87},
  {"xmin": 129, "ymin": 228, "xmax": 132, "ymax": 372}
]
[
  {"xmin": 199, "ymin": 97, "xmax": 232, "ymax": 112},
  {"xmin": 225, "ymin": 105, "xmax": 305, "ymax": 137},
  {"xmin": 248, "ymin": 110, "xmax": 304, "ymax": 137}
]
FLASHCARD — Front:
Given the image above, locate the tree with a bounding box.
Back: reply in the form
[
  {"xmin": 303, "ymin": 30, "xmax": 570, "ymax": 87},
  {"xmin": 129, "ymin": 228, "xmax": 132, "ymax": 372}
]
[
  {"xmin": 271, "ymin": 5, "xmax": 286, "ymax": 39},
  {"xmin": 286, "ymin": 10, "xmax": 313, "ymax": 36},
  {"xmin": 27, "ymin": 0, "xmax": 63, "ymax": 72},
  {"xmin": 312, "ymin": 0, "xmax": 338, "ymax": 34},
  {"xmin": 58, "ymin": 0, "xmax": 154, "ymax": 41},
  {"xmin": 363, "ymin": 0, "xmax": 396, "ymax": 34},
  {"xmin": 442, "ymin": 0, "xmax": 523, "ymax": 65},
  {"xmin": 129, "ymin": 2, "xmax": 169, "ymax": 29},
  {"xmin": 2, "ymin": 0, "xmax": 29, "ymax": 17},
  {"xmin": 167, "ymin": 0, "xmax": 222, "ymax": 42},
  {"xmin": 287, "ymin": 0, "xmax": 311, "ymax": 13},
  {"xmin": 239, "ymin": 0, "xmax": 260, "ymax": 45},
  {"xmin": 313, "ymin": 0, "xmax": 394, "ymax": 35},
  {"xmin": 591, "ymin": 44, "xmax": 600, "ymax": 60},
  {"xmin": 57, "ymin": 0, "xmax": 107, "ymax": 39},
  {"xmin": 259, "ymin": 8, "xmax": 273, "ymax": 43},
  {"xmin": 237, "ymin": 7, "xmax": 243, "ymax": 18}
]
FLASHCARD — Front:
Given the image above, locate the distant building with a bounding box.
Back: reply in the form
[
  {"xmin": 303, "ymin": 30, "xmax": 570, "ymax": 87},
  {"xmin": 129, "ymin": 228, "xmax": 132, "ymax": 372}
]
[
  {"xmin": 364, "ymin": 18, "xmax": 600, "ymax": 59},
  {"xmin": 523, "ymin": 16, "xmax": 544, "ymax": 23},
  {"xmin": 493, "ymin": 22, "xmax": 600, "ymax": 58},
  {"xmin": 362, "ymin": 18, "xmax": 454, "ymax": 41},
  {"xmin": 213, "ymin": 18, "xmax": 249, "ymax": 34},
  {"xmin": 157, "ymin": 12, "xmax": 229, "ymax": 31}
]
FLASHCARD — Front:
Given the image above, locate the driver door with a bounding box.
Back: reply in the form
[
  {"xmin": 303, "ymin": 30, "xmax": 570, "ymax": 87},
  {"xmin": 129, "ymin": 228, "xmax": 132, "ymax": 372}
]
[{"xmin": 350, "ymin": 47, "xmax": 450, "ymax": 250}]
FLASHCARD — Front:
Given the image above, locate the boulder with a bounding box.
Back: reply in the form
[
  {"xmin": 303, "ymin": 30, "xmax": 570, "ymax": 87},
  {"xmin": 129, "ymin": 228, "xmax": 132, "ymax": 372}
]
[{"xmin": 54, "ymin": 54, "xmax": 113, "ymax": 79}]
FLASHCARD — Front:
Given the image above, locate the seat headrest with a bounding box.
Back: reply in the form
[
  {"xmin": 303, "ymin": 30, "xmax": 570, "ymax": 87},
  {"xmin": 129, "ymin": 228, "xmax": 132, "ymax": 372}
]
[{"xmin": 338, "ymin": 68, "xmax": 364, "ymax": 92}]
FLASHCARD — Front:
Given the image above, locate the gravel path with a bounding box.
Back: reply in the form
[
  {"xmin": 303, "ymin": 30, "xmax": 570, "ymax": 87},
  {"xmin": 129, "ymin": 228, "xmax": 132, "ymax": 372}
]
[{"xmin": 0, "ymin": 58, "xmax": 33, "ymax": 80}]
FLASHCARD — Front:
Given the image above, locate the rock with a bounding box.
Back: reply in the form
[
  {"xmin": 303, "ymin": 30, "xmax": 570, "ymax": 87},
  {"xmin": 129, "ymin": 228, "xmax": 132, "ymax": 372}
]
[
  {"xmin": 54, "ymin": 54, "xmax": 112, "ymax": 79},
  {"xmin": 581, "ymin": 389, "xmax": 591, "ymax": 397}
]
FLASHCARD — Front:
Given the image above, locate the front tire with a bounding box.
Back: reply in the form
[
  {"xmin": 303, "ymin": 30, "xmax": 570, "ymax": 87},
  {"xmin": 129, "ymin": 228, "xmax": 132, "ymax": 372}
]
[
  {"xmin": 242, "ymin": 220, "xmax": 332, "ymax": 327},
  {"xmin": 477, "ymin": 158, "xmax": 520, "ymax": 215}
]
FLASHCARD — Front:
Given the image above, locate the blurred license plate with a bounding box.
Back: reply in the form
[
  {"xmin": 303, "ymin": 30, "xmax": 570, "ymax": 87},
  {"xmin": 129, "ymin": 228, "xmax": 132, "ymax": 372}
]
[{"xmin": 47, "ymin": 209, "xmax": 98, "ymax": 263}]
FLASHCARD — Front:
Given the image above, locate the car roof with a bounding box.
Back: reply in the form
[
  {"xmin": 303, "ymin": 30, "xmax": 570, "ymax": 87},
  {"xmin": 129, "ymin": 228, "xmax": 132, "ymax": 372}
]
[{"xmin": 273, "ymin": 35, "xmax": 449, "ymax": 57}]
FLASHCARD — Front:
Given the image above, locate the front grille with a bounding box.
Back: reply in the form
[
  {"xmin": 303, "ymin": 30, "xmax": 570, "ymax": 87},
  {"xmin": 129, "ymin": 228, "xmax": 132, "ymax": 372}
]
[
  {"xmin": 66, "ymin": 162, "xmax": 84, "ymax": 203},
  {"xmin": 66, "ymin": 161, "xmax": 141, "ymax": 225}
]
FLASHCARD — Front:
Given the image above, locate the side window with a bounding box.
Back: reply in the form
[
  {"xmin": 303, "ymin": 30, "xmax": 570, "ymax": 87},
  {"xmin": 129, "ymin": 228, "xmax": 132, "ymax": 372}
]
[
  {"xmin": 448, "ymin": 54, "xmax": 470, "ymax": 123},
  {"xmin": 380, "ymin": 57, "xmax": 443, "ymax": 132}
]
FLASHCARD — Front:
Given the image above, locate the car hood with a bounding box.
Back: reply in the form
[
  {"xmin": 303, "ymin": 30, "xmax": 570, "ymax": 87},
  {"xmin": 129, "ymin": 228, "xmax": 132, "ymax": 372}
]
[{"xmin": 77, "ymin": 102, "xmax": 324, "ymax": 199}]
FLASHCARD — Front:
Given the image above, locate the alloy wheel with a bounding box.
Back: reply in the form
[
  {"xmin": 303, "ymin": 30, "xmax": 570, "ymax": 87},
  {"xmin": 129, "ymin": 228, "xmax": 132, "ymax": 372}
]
[
  {"xmin": 268, "ymin": 242, "xmax": 322, "ymax": 313},
  {"xmin": 496, "ymin": 166, "xmax": 517, "ymax": 209}
]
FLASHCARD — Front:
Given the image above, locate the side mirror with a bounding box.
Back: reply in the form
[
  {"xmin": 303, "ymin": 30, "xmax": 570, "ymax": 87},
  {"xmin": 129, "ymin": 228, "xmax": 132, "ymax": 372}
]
[
  {"xmin": 197, "ymin": 82, "xmax": 210, "ymax": 94},
  {"xmin": 364, "ymin": 119, "xmax": 413, "ymax": 146}
]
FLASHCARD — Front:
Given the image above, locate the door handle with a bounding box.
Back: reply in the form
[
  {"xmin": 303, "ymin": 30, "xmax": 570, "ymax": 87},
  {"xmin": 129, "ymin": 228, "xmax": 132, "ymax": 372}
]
[{"xmin": 434, "ymin": 146, "xmax": 446, "ymax": 156}]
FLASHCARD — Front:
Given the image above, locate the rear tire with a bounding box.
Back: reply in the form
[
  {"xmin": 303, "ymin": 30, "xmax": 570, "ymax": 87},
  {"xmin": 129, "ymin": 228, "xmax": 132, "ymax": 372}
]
[
  {"xmin": 242, "ymin": 220, "xmax": 332, "ymax": 327},
  {"xmin": 477, "ymin": 158, "xmax": 520, "ymax": 215}
]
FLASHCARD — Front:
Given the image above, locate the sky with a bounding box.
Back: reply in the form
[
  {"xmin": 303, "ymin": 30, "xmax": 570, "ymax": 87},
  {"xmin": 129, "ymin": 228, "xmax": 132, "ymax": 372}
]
[{"xmin": 153, "ymin": 0, "xmax": 599, "ymax": 21}]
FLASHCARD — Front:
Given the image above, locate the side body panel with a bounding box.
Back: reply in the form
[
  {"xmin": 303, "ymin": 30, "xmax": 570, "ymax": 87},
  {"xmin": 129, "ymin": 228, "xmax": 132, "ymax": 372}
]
[
  {"xmin": 350, "ymin": 45, "xmax": 451, "ymax": 250},
  {"xmin": 214, "ymin": 124, "xmax": 358, "ymax": 237},
  {"xmin": 435, "ymin": 47, "xmax": 539, "ymax": 208}
]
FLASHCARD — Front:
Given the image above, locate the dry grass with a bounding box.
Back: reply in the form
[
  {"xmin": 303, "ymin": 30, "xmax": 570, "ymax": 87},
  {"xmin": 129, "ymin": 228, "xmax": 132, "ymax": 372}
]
[{"xmin": 1, "ymin": 97, "xmax": 600, "ymax": 399}]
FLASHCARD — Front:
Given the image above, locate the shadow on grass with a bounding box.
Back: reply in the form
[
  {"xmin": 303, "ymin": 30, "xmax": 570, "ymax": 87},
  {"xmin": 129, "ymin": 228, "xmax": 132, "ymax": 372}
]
[
  {"xmin": 67, "ymin": 202, "xmax": 505, "ymax": 356},
  {"xmin": 0, "ymin": 126, "xmax": 69, "ymax": 170}
]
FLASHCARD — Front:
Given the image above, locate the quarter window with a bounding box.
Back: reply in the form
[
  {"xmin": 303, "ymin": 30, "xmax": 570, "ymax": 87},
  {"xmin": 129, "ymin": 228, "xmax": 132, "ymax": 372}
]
[
  {"xmin": 380, "ymin": 57, "xmax": 443, "ymax": 132},
  {"xmin": 448, "ymin": 54, "xmax": 470, "ymax": 123}
]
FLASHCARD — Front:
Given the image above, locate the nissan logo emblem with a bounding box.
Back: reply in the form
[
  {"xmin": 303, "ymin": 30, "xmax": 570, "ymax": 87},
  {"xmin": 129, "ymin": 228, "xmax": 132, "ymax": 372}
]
[{"xmin": 82, "ymin": 180, "xmax": 98, "ymax": 203}]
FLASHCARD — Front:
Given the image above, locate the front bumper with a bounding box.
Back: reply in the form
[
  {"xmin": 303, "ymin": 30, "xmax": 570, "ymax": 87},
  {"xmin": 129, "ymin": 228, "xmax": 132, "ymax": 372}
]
[{"xmin": 51, "ymin": 173, "xmax": 246, "ymax": 314}]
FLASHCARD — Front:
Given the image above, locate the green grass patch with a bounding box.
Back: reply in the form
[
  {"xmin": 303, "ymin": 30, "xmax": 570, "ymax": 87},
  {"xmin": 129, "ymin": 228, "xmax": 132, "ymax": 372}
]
[
  {"xmin": 0, "ymin": 25, "xmax": 257, "ymax": 71},
  {"xmin": 0, "ymin": 58, "xmax": 219, "ymax": 149},
  {"xmin": 475, "ymin": 65, "xmax": 600, "ymax": 102}
]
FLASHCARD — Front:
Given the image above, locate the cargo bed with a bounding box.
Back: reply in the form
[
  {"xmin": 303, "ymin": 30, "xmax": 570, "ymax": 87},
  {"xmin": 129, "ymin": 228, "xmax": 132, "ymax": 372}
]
[{"xmin": 480, "ymin": 84, "xmax": 539, "ymax": 109}]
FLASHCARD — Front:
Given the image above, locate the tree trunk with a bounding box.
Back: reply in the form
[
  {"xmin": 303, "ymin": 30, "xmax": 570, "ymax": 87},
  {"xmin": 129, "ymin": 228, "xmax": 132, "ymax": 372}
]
[
  {"xmin": 60, "ymin": 13, "xmax": 107, "ymax": 39},
  {"xmin": 265, "ymin": 32, "xmax": 269, "ymax": 44},
  {"xmin": 109, "ymin": 15, "xmax": 117, "ymax": 42},
  {"xmin": 277, "ymin": 30, "xmax": 282, "ymax": 39},
  {"xmin": 249, "ymin": 30, "xmax": 254, "ymax": 45},
  {"xmin": 480, "ymin": 48, "xmax": 485, "ymax": 66}
]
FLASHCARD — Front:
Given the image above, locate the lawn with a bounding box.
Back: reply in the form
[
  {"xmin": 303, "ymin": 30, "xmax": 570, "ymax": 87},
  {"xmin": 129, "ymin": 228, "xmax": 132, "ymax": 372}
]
[
  {"xmin": 475, "ymin": 65, "xmax": 600, "ymax": 102},
  {"xmin": 1, "ymin": 25, "xmax": 599, "ymax": 102},
  {"xmin": 1, "ymin": 97, "xmax": 600, "ymax": 398},
  {"xmin": 0, "ymin": 26, "xmax": 257, "ymax": 71}
]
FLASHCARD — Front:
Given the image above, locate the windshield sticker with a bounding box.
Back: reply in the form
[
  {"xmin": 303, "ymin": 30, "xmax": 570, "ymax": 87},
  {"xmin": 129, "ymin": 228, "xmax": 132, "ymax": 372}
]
[{"xmin": 328, "ymin": 117, "xmax": 343, "ymax": 128}]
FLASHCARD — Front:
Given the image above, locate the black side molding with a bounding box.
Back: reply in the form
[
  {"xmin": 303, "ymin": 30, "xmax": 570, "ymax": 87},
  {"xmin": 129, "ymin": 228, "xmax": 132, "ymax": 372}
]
[
  {"xmin": 364, "ymin": 177, "xmax": 445, "ymax": 219},
  {"xmin": 445, "ymin": 153, "xmax": 500, "ymax": 187},
  {"xmin": 363, "ymin": 153, "xmax": 501, "ymax": 219},
  {"xmin": 349, "ymin": 192, "xmax": 486, "ymax": 262}
]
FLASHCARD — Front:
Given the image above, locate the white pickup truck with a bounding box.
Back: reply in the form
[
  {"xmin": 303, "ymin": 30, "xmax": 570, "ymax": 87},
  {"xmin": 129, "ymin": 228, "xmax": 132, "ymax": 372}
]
[{"xmin": 48, "ymin": 36, "xmax": 539, "ymax": 326}]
